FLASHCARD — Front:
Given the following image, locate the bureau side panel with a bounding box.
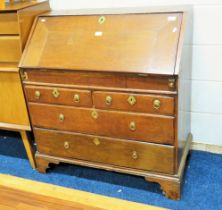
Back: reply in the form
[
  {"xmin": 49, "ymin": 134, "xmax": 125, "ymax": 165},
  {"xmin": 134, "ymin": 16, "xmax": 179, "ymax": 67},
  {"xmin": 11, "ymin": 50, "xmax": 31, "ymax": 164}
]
[{"xmin": 176, "ymin": 11, "xmax": 193, "ymax": 167}]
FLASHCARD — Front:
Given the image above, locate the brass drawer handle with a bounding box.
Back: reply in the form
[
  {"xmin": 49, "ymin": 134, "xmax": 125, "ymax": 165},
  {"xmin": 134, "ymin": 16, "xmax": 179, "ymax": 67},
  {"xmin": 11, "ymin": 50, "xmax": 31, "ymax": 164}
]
[
  {"xmin": 59, "ymin": 113, "xmax": 65, "ymax": 122},
  {"xmin": 129, "ymin": 121, "xmax": 136, "ymax": 131},
  {"xmin": 52, "ymin": 88, "xmax": 60, "ymax": 98},
  {"xmin": 64, "ymin": 141, "xmax": 69, "ymax": 149},
  {"xmin": 128, "ymin": 95, "xmax": 136, "ymax": 106},
  {"xmin": 153, "ymin": 99, "xmax": 161, "ymax": 110},
  {"xmin": 93, "ymin": 138, "xmax": 100, "ymax": 146},
  {"xmin": 91, "ymin": 110, "xmax": 98, "ymax": 119},
  {"xmin": 73, "ymin": 94, "xmax": 80, "ymax": 103},
  {"xmin": 105, "ymin": 96, "xmax": 112, "ymax": 106},
  {"xmin": 98, "ymin": 16, "xmax": 106, "ymax": 24},
  {"xmin": 35, "ymin": 90, "xmax": 41, "ymax": 99},
  {"xmin": 132, "ymin": 151, "xmax": 138, "ymax": 160}
]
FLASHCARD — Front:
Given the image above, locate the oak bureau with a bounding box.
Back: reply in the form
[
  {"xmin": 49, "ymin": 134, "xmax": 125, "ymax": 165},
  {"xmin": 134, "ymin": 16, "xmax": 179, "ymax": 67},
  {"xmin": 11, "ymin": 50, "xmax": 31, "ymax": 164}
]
[
  {"xmin": 0, "ymin": 0, "xmax": 50, "ymax": 168},
  {"xmin": 20, "ymin": 7, "xmax": 193, "ymax": 199}
]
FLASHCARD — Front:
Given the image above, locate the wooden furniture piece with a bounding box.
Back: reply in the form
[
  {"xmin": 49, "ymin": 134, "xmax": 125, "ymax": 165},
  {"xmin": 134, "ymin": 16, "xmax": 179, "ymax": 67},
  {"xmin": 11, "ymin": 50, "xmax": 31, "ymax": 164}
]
[
  {"xmin": 0, "ymin": 0, "xmax": 50, "ymax": 168},
  {"xmin": 20, "ymin": 7, "xmax": 193, "ymax": 199}
]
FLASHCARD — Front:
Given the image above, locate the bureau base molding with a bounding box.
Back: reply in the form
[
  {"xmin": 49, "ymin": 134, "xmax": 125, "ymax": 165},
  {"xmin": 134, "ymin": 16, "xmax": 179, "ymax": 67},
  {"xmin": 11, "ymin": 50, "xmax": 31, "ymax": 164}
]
[{"xmin": 35, "ymin": 133, "xmax": 192, "ymax": 200}]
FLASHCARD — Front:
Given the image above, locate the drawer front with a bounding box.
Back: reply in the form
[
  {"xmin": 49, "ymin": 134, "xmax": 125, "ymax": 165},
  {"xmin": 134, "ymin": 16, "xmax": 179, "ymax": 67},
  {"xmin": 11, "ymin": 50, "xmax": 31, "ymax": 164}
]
[
  {"xmin": 34, "ymin": 128, "xmax": 175, "ymax": 174},
  {"xmin": 0, "ymin": 13, "xmax": 19, "ymax": 34},
  {"xmin": 29, "ymin": 103, "xmax": 174, "ymax": 144},
  {"xmin": 25, "ymin": 85, "xmax": 92, "ymax": 107},
  {"xmin": 93, "ymin": 91, "xmax": 174, "ymax": 115},
  {"xmin": 22, "ymin": 69, "xmax": 175, "ymax": 92},
  {"xmin": 0, "ymin": 36, "xmax": 21, "ymax": 62}
]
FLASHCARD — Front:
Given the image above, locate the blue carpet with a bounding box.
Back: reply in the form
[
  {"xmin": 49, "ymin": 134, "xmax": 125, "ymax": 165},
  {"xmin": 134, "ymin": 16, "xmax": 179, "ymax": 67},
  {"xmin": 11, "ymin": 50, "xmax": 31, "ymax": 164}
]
[{"xmin": 0, "ymin": 131, "xmax": 222, "ymax": 210}]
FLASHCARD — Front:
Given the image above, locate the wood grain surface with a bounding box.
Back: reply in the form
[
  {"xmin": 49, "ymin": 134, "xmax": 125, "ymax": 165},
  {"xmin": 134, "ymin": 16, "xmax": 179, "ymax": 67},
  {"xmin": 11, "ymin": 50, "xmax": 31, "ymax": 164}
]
[
  {"xmin": 22, "ymin": 69, "xmax": 176, "ymax": 92},
  {"xmin": 34, "ymin": 128, "xmax": 175, "ymax": 174},
  {"xmin": 29, "ymin": 103, "xmax": 175, "ymax": 144},
  {"xmin": 21, "ymin": 13, "xmax": 182, "ymax": 74},
  {"xmin": 93, "ymin": 91, "xmax": 175, "ymax": 115},
  {"xmin": 0, "ymin": 12, "xmax": 18, "ymax": 34},
  {"xmin": 25, "ymin": 85, "xmax": 92, "ymax": 107}
]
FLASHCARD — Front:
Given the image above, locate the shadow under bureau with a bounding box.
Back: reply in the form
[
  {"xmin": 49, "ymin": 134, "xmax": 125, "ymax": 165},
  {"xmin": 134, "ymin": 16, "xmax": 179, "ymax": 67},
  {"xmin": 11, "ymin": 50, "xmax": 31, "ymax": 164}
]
[{"xmin": 20, "ymin": 7, "xmax": 193, "ymax": 200}]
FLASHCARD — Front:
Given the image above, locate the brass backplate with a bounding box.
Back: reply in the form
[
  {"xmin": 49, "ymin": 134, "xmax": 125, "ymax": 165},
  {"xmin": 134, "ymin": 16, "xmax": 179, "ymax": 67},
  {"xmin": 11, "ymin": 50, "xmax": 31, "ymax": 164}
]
[
  {"xmin": 35, "ymin": 90, "xmax": 41, "ymax": 99},
  {"xmin": 132, "ymin": 151, "xmax": 138, "ymax": 160},
  {"xmin": 74, "ymin": 94, "xmax": 80, "ymax": 103},
  {"xmin": 105, "ymin": 96, "xmax": 112, "ymax": 105},
  {"xmin": 153, "ymin": 99, "xmax": 161, "ymax": 110},
  {"xmin": 129, "ymin": 121, "xmax": 136, "ymax": 131}
]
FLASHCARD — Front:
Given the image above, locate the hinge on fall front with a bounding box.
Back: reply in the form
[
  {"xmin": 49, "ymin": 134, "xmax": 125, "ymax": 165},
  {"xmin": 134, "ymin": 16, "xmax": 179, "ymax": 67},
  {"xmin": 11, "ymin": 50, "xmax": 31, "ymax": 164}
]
[{"xmin": 168, "ymin": 78, "xmax": 176, "ymax": 89}]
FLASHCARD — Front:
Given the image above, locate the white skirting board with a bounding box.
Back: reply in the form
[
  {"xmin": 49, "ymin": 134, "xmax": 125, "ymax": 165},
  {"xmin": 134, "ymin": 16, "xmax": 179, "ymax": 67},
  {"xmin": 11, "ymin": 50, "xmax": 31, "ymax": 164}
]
[{"xmin": 191, "ymin": 142, "xmax": 222, "ymax": 154}]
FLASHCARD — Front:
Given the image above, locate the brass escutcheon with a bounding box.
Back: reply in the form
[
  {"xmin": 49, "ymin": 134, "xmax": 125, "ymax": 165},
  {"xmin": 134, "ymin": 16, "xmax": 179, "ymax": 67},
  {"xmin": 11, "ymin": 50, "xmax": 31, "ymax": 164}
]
[
  {"xmin": 52, "ymin": 88, "xmax": 60, "ymax": 98},
  {"xmin": 91, "ymin": 110, "xmax": 98, "ymax": 119},
  {"xmin": 129, "ymin": 121, "xmax": 136, "ymax": 131},
  {"xmin": 59, "ymin": 113, "xmax": 65, "ymax": 122},
  {"xmin": 153, "ymin": 99, "xmax": 161, "ymax": 110},
  {"xmin": 73, "ymin": 94, "xmax": 80, "ymax": 103},
  {"xmin": 98, "ymin": 16, "xmax": 106, "ymax": 24},
  {"xmin": 93, "ymin": 138, "xmax": 100, "ymax": 146},
  {"xmin": 132, "ymin": 151, "xmax": 138, "ymax": 160},
  {"xmin": 105, "ymin": 96, "xmax": 112, "ymax": 105},
  {"xmin": 128, "ymin": 95, "xmax": 136, "ymax": 106},
  {"xmin": 64, "ymin": 141, "xmax": 69, "ymax": 149},
  {"xmin": 35, "ymin": 90, "xmax": 41, "ymax": 99}
]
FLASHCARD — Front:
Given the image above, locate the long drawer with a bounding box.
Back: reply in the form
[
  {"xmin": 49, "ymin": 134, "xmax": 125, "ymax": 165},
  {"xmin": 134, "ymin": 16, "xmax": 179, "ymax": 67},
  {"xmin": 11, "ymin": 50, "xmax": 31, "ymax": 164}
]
[
  {"xmin": 0, "ymin": 13, "xmax": 19, "ymax": 34},
  {"xmin": 29, "ymin": 103, "xmax": 174, "ymax": 144},
  {"xmin": 34, "ymin": 128, "xmax": 175, "ymax": 174},
  {"xmin": 0, "ymin": 36, "xmax": 21, "ymax": 62},
  {"xmin": 24, "ymin": 85, "xmax": 92, "ymax": 107},
  {"xmin": 22, "ymin": 69, "xmax": 176, "ymax": 92},
  {"xmin": 93, "ymin": 91, "xmax": 174, "ymax": 115}
]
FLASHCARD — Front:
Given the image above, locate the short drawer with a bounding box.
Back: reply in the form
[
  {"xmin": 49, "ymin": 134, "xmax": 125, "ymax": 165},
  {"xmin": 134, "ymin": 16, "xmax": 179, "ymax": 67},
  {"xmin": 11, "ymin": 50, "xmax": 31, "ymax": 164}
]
[
  {"xmin": 29, "ymin": 103, "xmax": 174, "ymax": 144},
  {"xmin": 34, "ymin": 128, "xmax": 175, "ymax": 174},
  {"xmin": 93, "ymin": 91, "xmax": 174, "ymax": 115},
  {"xmin": 0, "ymin": 36, "xmax": 21, "ymax": 62},
  {"xmin": 0, "ymin": 13, "xmax": 19, "ymax": 34},
  {"xmin": 22, "ymin": 69, "xmax": 176, "ymax": 93},
  {"xmin": 24, "ymin": 85, "xmax": 92, "ymax": 107}
]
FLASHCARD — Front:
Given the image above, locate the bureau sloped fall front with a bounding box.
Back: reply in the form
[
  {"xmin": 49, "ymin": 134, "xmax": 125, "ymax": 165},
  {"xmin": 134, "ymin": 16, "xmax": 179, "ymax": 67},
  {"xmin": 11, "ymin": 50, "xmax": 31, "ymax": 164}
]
[{"xmin": 19, "ymin": 8, "xmax": 193, "ymax": 200}]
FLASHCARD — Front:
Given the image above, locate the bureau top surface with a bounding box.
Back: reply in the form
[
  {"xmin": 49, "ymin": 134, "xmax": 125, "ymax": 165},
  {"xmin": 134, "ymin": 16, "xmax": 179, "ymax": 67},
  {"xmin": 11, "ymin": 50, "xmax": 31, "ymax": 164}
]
[
  {"xmin": 0, "ymin": 0, "xmax": 48, "ymax": 12},
  {"xmin": 20, "ymin": 11, "xmax": 185, "ymax": 75}
]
